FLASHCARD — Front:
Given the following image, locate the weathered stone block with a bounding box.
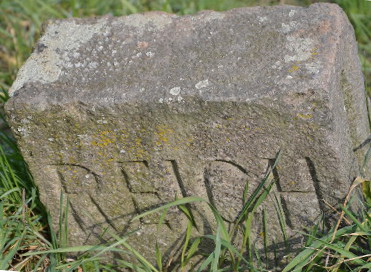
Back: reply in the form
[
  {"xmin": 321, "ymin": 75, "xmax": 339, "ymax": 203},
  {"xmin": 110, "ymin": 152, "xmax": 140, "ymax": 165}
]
[{"xmin": 5, "ymin": 3, "xmax": 370, "ymax": 266}]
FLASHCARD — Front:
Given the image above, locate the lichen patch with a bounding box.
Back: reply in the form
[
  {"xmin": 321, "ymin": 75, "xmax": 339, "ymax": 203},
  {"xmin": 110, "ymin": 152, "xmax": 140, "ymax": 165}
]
[
  {"xmin": 169, "ymin": 87, "xmax": 181, "ymax": 96},
  {"xmin": 284, "ymin": 36, "xmax": 314, "ymax": 63},
  {"xmin": 281, "ymin": 21, "xmax": 298, "ymax": 34},
  {"xmin": 289, "ymin": 10, "xmax": 296, "ymax": 17},
  {"xmin": 195, "ymin": 79, "xmax": 210, "ymax": 89},
  {"xmin": 258, "ymin": 16, "xmax": 268, "ymax": 23}
]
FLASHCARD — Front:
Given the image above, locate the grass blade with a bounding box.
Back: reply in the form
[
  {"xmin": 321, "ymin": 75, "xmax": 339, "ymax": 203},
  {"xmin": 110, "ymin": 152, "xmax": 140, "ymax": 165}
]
[
  {"xmin": 283, "ymin": 225, "xmax": 356, "ymax": 272},
  {"xmin": 211, "ymin": 225, "xmax": 222, "ymax": 272},
  {"xmin": 155, "ymin": 242, "xmax": 162, "ymax": 271},
  {"xmin": 184, "ymin": 237, "xmax": 201, "ymax": 265},
  {"xmin": 181, "ymin": 221, "xmax": 193, "ymax": 268},
  {"xmin": 132, "ymin": 197, "xmax": 204, "ymax": 222}
]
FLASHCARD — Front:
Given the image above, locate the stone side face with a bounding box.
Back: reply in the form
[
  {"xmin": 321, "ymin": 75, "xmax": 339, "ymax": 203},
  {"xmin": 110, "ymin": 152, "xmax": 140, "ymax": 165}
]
[{"xmin": 5, "ymin": 3, "xmax": 370, "ymax": 266}]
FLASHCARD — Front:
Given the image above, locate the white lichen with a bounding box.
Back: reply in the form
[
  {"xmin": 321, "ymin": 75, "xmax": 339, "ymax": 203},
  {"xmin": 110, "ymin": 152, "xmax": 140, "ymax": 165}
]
[
  {"xmin": 195, "ymin": 79, "xmax": 210, "ymax": 89},
  {"xmin": 289, "ymin": 10, "xmax": 296, "ymax": 17},
  {"xmin": 284, "ymin": 36, "xmax": 314, "ymax": 62},
  {"xmin": 258, "ymin": 16, "xmax": 267, "ymax": 23},
  {"xmin": 145, "ymin": 51, "xmax": 155, "ymax": 57},
  {"xmin": 169, "ymin": 87, "xmax": 181, "ymax": 96},
  {"xmin": 281, "ymin": 21, "xmax": 297, "ymax": 34}
]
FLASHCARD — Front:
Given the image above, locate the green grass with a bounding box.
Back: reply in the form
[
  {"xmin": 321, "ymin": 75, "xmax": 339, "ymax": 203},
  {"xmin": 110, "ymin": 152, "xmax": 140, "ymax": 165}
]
[
  {"xmin": 333, "ymin": 0, "xmax": 371, "ymax": 95},
  {"xmin": 0, "ymin": 0, "xmax": 370, "ymax": 271},
  {"xmin": 282, "ymin": 177, "xmax": 371, "ymax": 272}
]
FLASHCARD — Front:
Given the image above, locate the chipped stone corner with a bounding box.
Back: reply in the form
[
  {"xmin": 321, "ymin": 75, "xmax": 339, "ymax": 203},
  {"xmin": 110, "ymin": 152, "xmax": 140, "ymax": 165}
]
[{"xmin": 9, "ymin": 17, "xmax": 110, "ymax": 97}]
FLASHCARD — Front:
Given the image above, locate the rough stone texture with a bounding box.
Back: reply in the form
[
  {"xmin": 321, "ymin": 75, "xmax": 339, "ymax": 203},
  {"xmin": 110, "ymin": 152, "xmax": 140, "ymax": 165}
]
[{"xmin": 5, "ymin": 3, "xmax": 370, "ymax": 267}]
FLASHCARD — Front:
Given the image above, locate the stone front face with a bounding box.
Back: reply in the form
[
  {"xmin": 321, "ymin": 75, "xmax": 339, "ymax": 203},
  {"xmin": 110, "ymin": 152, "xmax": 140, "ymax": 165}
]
[{"xmin": 5, "ymin": 3, "xmax": 370, "ymax": 264}]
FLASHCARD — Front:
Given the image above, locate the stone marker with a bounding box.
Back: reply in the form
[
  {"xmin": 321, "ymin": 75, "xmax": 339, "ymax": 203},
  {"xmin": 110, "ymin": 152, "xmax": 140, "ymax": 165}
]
[{"xmin": 5, "ymin": 3, "xmax": 370, "ymax": 267}]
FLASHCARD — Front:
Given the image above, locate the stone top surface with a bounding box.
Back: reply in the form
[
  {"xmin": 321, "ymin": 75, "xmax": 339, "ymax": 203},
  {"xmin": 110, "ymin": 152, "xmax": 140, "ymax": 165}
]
[{"xmin": 10, "ymin": 3, "xmax": 351, "ymax": 108}]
